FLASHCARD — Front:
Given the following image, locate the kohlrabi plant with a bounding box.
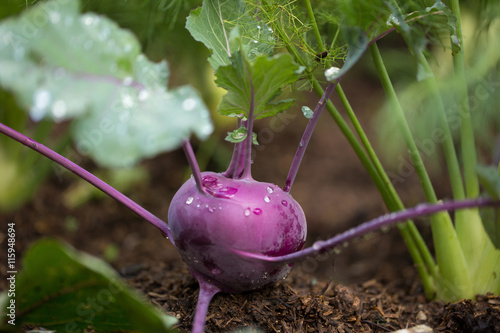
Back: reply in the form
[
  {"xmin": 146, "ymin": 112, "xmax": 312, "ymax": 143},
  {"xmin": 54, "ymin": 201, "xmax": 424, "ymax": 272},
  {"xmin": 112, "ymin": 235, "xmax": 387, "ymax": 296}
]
[{"xmin": 1, "ymin": 0, "xmax": 500, "ymax": 333}]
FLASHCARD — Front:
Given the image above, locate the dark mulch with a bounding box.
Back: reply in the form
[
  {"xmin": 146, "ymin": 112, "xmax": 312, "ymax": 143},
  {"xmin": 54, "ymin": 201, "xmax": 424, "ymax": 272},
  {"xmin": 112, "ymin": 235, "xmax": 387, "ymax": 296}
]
[{"xmin": 127, "ymin": 260, "xmax": 500, "ymax": 332}]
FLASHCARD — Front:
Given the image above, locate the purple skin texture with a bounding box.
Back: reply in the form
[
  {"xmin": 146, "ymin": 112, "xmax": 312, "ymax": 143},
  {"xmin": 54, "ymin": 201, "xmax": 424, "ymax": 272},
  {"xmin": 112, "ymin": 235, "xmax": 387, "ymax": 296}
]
[{"xmin": 168, "ymin": 171, "xmax": 307, "ymax": 293}]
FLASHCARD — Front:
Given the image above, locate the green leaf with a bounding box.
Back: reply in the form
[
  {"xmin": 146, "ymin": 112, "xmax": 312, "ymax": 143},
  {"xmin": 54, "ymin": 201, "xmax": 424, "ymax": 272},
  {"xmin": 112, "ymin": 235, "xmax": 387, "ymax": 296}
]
[
  {"xmin": 0, "ymin": 238, "xmax": 176, "ymax": 332},
  {"xmin": 0, "ymin": 0, "xmax": 213, "ymax": 168},
  {"xmin": 224, "ymin": 126, "xmax": 259, "ymax": 145},
  {"xmin": 386, "ymin": 0, "xmax": 460, "ymax": 72},
  {"xmin": 215, "ymin": 51, "xmax": 298, "ymax": 119},
  {"xmin": 186, "ymin": 0, "xmax": 274, "ymax": 71},
  {"xmin": 225, "ymin": 125, "xmax": 248, "ymax": 143}
]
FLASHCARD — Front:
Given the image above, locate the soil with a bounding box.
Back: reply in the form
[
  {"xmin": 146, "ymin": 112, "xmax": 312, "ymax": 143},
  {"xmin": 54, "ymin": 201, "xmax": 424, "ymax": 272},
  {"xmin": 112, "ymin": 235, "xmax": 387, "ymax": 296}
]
[{"xmin": 1, "ymin": 74, "xmax": 499, "ymax": 332}]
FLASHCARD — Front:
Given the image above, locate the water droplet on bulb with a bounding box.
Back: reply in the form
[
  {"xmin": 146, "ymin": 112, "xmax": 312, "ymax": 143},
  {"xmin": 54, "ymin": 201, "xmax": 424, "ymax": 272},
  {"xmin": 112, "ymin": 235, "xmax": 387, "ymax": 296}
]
[
  {"xmin": 264, "ymin": 196, "xmax": 270, "ymax": 203},
  {"xmin": 281, "ymin": 200, "xmax": 288, "ymax": 207},
  {"xmin": 244, "ymin": 208, "xmax": 251, "ymax": 216},
  {"xmin": 185, "ymin": 197, "xmax": 194, "ymax": 205},
  {"xmin": 253, "ymin": 208, "xmax": 262, "ymax": 215},
  {"xmin": 266, "ymin": 186, "xmax": 274, "ymax": 194},
  {"xmin": 208, "ymin": 207, "xmax": 215, "ymax": 213},
  {"xmin": 211, "ymin": 268, "xmax": 222, "ymax": 275}
]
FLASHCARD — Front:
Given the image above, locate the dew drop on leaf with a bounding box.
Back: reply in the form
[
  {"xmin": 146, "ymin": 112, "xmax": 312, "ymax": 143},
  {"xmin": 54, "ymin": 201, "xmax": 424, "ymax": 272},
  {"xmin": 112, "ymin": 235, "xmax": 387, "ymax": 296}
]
[
  {"xmin": 52, "ymin": 100, "xmax": 67, "ymax": 119},
  {"xmin": 31, "ymin": 89, "xmax": 52, "ymax": 121},
  {"xmin": 138, "ymin": 90, "xmax": 149, "ymax": 101},
  {"xmin": 123, "ymin": 76, "xmax": 133, "ymax": 86},
  {"xmin": 49, "ymin": 11, "xmax": 61, "ymax": 24},
  {"xmin": 182, "ymin": 97, "xmax": 197, "ymax": 111},
  {"xmin": 83, "ymin": 15, "xmax": 95, "ymax": 26},
  {"xmin": 121, "ymin": 94, "xmax": 134, "ymax": 108}
]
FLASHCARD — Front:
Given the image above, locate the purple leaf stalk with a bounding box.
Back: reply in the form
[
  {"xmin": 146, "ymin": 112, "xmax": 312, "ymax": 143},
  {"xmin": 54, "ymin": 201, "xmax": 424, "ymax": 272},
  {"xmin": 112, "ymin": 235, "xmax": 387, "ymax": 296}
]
[{"xmin": 0, "ymin": 122, "xmax": 173, "ymax": 241}]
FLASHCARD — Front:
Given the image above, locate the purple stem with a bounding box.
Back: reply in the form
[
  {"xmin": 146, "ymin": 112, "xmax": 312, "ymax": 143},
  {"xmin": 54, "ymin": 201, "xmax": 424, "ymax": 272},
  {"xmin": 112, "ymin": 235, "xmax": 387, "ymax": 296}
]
[
  {"xmin": 240, "ymin": 83, "xmax": 256, "ymax": 180},
  {"xmin": 221, "ymin": 142, "xmax": 239, "ymax": 178},
  {"xmin": 232, "ymin": 197, "xmax": 500, "ymax": 264},
  {"xmin": 0, "ymin": 122, "xmax": 173, "ymax": 240},
  {"xmin": 190, "ymin": 270, "xmax": 221, "ymax": 333},
  {"xmin": 232, "ymin": 140, "xmax": 246, "ymax": 179},
  {"xmin": 222, "ymin": 118, "xmax": 244, "ymax": 178},
  {"xmin": 284, "ymin": 81, "xmax": 339, "ymax": 192},
  {"xmin": 182, "ymin": 139, "xmax": 207, "ymax": 194}
]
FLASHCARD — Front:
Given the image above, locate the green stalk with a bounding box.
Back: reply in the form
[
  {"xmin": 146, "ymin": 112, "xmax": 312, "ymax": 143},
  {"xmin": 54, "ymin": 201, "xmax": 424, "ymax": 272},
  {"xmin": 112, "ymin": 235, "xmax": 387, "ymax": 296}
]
[
  {"xmin": 302, "ymin": 0, "xmax": 326, "ymax": 53},
  {"xmin": 418, "ymin": 54, "xmax": 465, "ymax": 201},
  {"xmin": 282, "ymin": 3, "xmax": 436, "ymax": 296},
  {"xmin": 448, "ymin": 0, "xmax": 500, "ymax": 296},
  {"xmin": 449, "ymin": 0, "xmax": 479, "ymax": 199},
  {"xmin": 370, "ymin": 42, "xmax": 473, "ymax": 300},
  {"xmin": 313, "ymin": 79, "xmax": 436, "ymax": 297},
  {"xmin": 336, "ymin": 83, "xmax": 437, "ymax": 280},
  {"xmin": 264, "ymin": 0, "xmax": 436, "ymax": 297}
]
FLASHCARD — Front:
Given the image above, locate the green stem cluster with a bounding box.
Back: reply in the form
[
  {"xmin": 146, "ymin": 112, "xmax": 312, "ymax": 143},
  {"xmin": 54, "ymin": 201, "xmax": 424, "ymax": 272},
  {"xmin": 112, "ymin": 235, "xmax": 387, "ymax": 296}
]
[{"xmin": 265, "ymin": 0, "xmax": 500, "ymax": 300}]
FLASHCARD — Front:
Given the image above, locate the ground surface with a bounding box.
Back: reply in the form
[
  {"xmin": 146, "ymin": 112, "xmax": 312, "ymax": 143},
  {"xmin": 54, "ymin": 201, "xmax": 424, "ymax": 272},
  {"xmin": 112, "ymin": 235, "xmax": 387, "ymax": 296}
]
[{"xmin": 1, "ymin": 76, "xmax": 499, "ymax": 332}]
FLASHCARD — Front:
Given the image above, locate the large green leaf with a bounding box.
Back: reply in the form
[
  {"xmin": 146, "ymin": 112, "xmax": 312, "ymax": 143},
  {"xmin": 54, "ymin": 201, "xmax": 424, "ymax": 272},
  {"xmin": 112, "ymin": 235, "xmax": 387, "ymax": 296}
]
[
  {"xmin": 0, "ymin": 0, "xmax": 213, "ymax": 168},
  {"xmin": 215, "ymin": 51, "xmax": 298, "ymax": 119},
  {"xmin": 186, "ymin": 0, "xmax": 274, "ymax": 71},
  {"xmin": 0, "ymin": 238, "xmax": 177, "ymax": 332}
]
